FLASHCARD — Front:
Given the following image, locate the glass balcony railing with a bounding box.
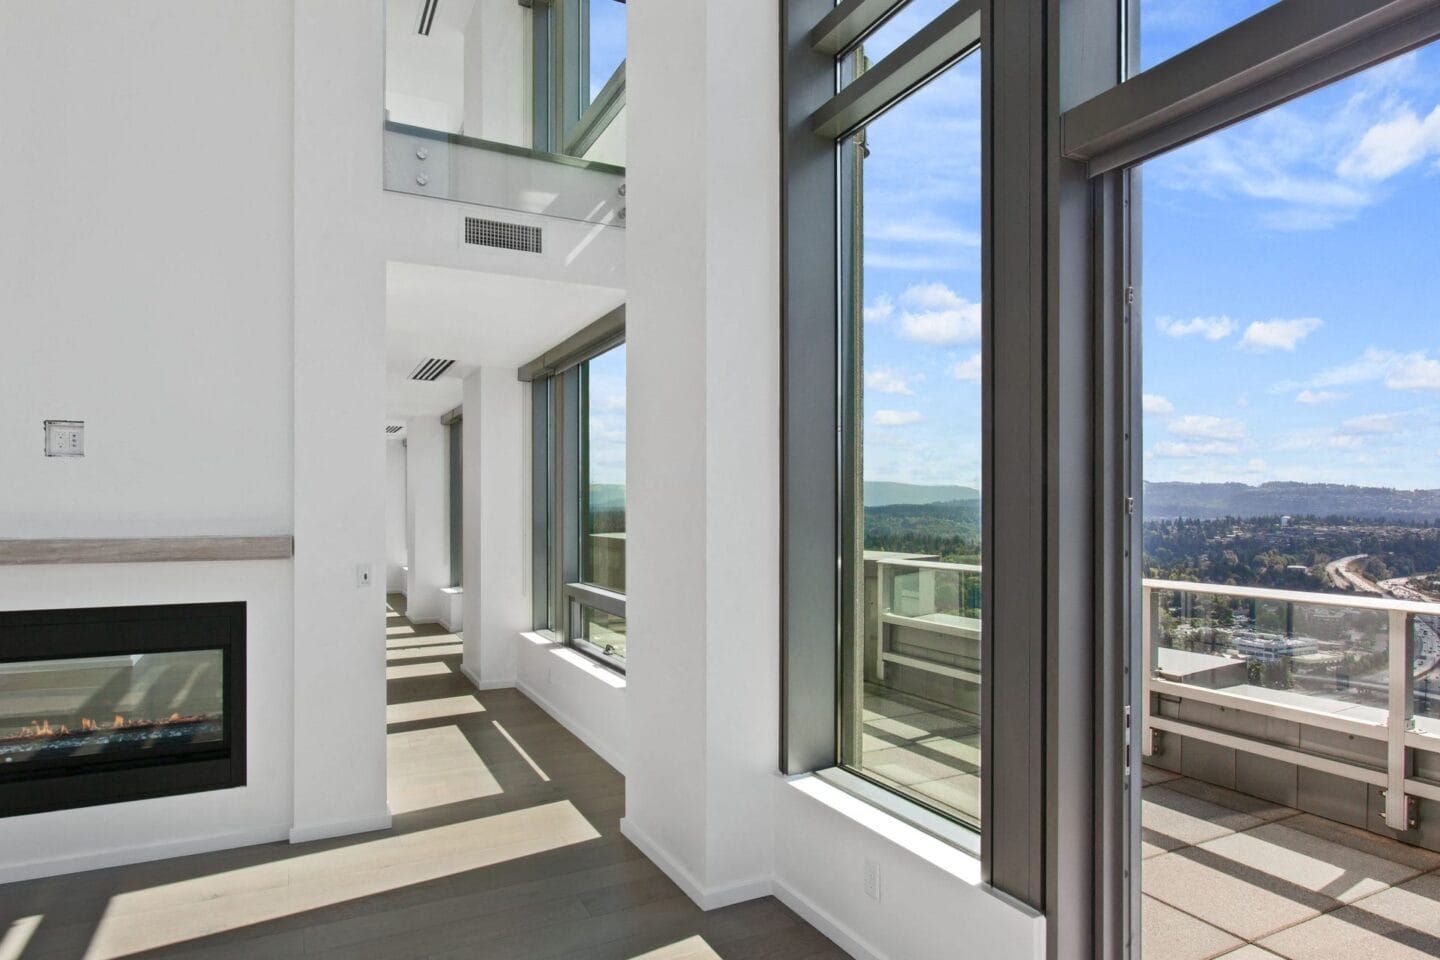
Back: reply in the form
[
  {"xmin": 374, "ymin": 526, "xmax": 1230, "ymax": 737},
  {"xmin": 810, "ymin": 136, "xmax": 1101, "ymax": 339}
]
[{"xmin": 859, "ymin": 556, "xmax": 1440, "ymax": 839}]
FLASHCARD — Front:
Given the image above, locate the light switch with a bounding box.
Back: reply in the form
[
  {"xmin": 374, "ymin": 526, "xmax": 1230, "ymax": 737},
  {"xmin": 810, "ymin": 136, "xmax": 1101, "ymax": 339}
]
[
  {"xmin": 356, "ymin": 564, "xmax": 373, "ymax": 588},
  {"xmin": 44, "ymin": 420, "xmax": 84, "ymax": 457}
]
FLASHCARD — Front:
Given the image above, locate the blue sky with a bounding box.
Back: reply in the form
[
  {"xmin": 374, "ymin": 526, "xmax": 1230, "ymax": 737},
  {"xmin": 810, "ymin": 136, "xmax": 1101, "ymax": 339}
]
[
  {"xmin": 859, "ymin": 2, "xmax": 1440, "ymax": 493},
  {"xmin": 587, "ymin": 343, "xmax": 627, "ymax": 487},
  {"xmin": 589, "ymin": 0, "xmax": 627, "ymax": 103}
]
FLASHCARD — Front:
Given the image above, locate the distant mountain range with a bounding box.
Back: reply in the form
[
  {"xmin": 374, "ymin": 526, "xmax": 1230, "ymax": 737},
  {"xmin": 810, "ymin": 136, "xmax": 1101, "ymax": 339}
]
[
  {"xmin": 1144, "ymin": 482, "xmax": 1440, "ymax": 522},
  {"xmin": 863, "ymin": 481, "xmax": 980, "ymax": 507},
  {"xmin": 588, "ymin": 484, "xmax": 626, "ymax": 512}
]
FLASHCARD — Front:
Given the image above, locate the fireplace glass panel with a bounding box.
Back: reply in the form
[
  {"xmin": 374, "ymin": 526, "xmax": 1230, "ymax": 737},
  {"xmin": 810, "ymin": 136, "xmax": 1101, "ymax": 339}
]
[{"xmin": 0, "ymin": 650, "xmax": 226, "ymax": 773}]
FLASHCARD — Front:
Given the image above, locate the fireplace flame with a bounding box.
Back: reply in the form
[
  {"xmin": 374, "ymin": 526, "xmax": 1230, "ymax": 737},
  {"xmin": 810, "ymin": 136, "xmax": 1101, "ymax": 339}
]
[{"xmin": 4, "ymin": 713, "xmax": 218, "ymax": 744}]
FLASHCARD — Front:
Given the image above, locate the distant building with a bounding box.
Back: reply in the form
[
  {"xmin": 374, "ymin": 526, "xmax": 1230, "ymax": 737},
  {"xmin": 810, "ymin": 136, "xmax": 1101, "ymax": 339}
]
[{"xmin": 1235, "ymin": 632, "xmax": 1318, "ymax": 662}]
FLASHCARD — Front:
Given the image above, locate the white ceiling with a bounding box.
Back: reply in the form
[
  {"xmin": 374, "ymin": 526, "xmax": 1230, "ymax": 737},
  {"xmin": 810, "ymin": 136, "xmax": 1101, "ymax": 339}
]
[{"xmin": 386, "ymin": 260, "xmax": 625, "ymax": 419}]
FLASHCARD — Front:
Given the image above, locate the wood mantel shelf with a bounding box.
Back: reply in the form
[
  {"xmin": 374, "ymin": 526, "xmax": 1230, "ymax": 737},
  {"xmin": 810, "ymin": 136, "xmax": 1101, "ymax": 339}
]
[{"xmin": 0, "ymin": 536, "xmax": 294, "ymax": 566}]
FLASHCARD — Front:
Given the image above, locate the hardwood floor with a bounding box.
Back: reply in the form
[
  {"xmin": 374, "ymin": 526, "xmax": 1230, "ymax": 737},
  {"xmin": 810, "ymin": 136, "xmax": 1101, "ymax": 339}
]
[{"xmin": 0, "ymin": 598, "xmax": 847, "ymax": 959}]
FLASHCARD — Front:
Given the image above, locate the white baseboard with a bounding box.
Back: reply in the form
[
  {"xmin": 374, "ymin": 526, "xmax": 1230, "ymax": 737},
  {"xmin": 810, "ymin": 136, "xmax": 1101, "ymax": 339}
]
[
  {"xmin": 0, "ymin": 822, "xmax": 290, "ymax": 885},
  {"xmin": 771, "ymin": 876, "xmax": 885, "ymax": 960},
  {"xmin": 517, "ymin": 677, "xmax": 626, "ymax": 775},
  {"xmin": 618, "ymin": 817, "xmax": 773, "ymax": 911},
  {"xmin": 460, "ymin": 661, "xmax": 515, "ymax": 691},
  {"xmin": 288, "ymin": 808, "xmax": 392, "ymax": 844}
]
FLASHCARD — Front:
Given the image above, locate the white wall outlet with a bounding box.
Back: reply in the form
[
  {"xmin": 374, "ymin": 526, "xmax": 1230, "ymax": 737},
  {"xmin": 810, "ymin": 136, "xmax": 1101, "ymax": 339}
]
[
  {"xmin": 44, "ymin": 420, "xmax": 85, "ymax": 457},
  {"xmin": 863, "ymin": 859, "xmax": 881, "ymax": 901},
  {"xmin": 356, "ymin": 564, "xmax": 373, "ymax": 588}
]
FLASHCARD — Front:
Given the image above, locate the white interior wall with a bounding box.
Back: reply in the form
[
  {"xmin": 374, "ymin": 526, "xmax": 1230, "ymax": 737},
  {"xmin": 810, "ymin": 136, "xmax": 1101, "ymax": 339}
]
[
  {"xmin": 385, "ymin": 3, "xmax": 465, "ymax": 131},
  {"xmin": 404, "ymin": 416, "xmax": 449, "ymax": 623},
  {"xmin": 291, "ymin": 0, "xmax": 390, "ymax": 844},
  {"xmin": 0, "ymin": 0, "xmax": 303, "ymax": 879},
  {"xmin": 386, "ymin": 439, "xmax": 409, "ymax": 592},
  {"xmin": 464, "ymin": 0, "xmax": 530, "ymax": 143},
  {"xmin": 515, "ymin": 633, "xmax": 628, "ymax": 774},
  {"xmin": 461, "ymin": 368, "xmax": 530, "ymax": 688}
]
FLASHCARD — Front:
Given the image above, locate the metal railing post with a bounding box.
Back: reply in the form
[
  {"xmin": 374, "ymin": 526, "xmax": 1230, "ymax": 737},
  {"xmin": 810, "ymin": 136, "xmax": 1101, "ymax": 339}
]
[
  {"xmin": 1142, "ymin": 585, "xmax": 1155, "ymax": 758},
  {"xmin": 1386, "ymin": 608, "xmax": 1416, "ymax": 830}
]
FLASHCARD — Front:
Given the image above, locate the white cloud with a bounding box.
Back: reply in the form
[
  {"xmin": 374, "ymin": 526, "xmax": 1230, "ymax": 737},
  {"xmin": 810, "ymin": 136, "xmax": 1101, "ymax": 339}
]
[
  {"xmin": 1337, "ymin": 104, "xmax": 1440, "ymax": 180},
  {"xmin": 1142, "ymin": 394, "xmax": 1174, "ymax": 414},
  {"xmin": 1295, "ymin": 389, "xmax": 1346, "ymax": 405},
  {"xmin": 950, "ymin": 353, "xmax": 982, "ymax": 383},
  {"xmin": 864, "ymin": 294, "xmax": 894, "ymax": 325},
  {"xmin": 1387, "ymin": 352, "xmax": 1440, "ymax": 391},
  {"xmin": 1239, "ymin": 317, "xmax": 1322, "ymax": 352},
  {"xmin": 866, "ymin": 368, "xmax": 914, "ymax": 395},
  {"xmin": 1297, "ymin": 348, "xmax": 1440, "ymax": 392},
  {"xmin": 1153, "ymin": 440, "xmax": 1241, "ymax": 458},
  {"xmin": 869, "ymin": 219, "xmax": 981, "ymax": 247},
  {"xmin": 1170, "ymin": 415, "xmax": 1247, "ymax": 440},
  {"xmin": 873, "ymin": 409, "xmax": 922, "ymax": 427},
  {"xmin": 896, "ymin": 283, "xmax": 981, "ymax": 345},
  {"xmin": 1341, "ymin": 413, "xmax": 1403, "ymax": 435},
  {"xmin": 1157, "ymin": 315, "xmax": 1235, "ymax": 341}
]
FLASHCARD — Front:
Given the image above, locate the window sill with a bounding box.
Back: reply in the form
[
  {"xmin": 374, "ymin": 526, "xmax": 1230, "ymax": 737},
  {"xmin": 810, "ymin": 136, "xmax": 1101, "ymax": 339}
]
[
  {"xmin": 521, "ymin": 631, "xmax": 626, "ymax": 689},
  {"xmin": 797, "ymin": 769, "xmax": 981, "ymax": 881}
]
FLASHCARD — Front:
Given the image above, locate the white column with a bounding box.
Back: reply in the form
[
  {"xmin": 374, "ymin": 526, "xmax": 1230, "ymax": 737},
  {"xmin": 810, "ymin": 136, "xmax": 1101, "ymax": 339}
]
[
  {"xmin": 403, "ymin": 416, "xmax": 449, "ymax": 624},
  {"xmin": 461, "ymin": 368, "xmax": 530, "ymax": 688},
  {"xmin": 291, "ymin": 0, "xmax": 390, "ymax": 842},
  {"xmin": 622, "ymin": 0, "xmax": 781, "ymax": 907}
]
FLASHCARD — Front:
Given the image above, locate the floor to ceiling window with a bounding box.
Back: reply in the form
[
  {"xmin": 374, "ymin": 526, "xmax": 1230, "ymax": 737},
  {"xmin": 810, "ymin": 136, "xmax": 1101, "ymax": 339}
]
[{"xmin": 839, "ymin": 49, "xmax": 984, "ymax": 827}]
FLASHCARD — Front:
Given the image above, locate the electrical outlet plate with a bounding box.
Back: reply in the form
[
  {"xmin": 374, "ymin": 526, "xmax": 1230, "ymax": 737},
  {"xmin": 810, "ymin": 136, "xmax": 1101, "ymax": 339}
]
[
  {"xmin": 863, "ymin": 859, "xmax": 881, "ymax": 901},
  {"xmin": 44, "ymin": 420, "xmax": 84, "ymax": 457}
]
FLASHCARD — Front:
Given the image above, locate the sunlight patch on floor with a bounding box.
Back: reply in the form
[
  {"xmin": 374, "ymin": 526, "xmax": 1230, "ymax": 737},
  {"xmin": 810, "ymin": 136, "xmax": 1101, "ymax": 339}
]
[
  {"xmin": 493, "ymin": 720, "xmax": 550, "ymax": 782},
  {"xmin": 386, "ymin": 660, "xmax": 451, "ymax": 680},
  {"xmin": 387, "ymin": 724, "xmax": 503, "ymax": 813},
  {"xmin": 629, "ymin": 935, "xmax": 724, "ymax": 959},
  {"xmin": 81, "ymin": 802, "xmax": 601, "ymax": 960},
  {"xmin": 0, "ymin": 916, "xmax": 42, "ymax": 960},
  {"xmin": 386, "ymin": 643, "xmax": 464, "ymax": 662},
  {"xmin": 386, "ymin": 694, "xmax": 485, "ymax": 726}
]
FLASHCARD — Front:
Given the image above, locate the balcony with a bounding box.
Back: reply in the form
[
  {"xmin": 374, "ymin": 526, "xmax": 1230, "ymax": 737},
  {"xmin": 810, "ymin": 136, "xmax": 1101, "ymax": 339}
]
[{"xmin": 862, "ymin": 556, "xmax": 1440, "ymax": 957}]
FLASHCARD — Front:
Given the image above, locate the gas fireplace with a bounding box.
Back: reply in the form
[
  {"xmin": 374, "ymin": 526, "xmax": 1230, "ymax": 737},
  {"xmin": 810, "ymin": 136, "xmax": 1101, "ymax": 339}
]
[{"xmin": 0, "ymin": 602, "xmax": 245, "ymax": 816}]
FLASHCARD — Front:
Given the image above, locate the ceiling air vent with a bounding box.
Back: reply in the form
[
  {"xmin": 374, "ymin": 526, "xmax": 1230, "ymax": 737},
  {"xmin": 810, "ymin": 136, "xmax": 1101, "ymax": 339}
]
[
  {"xmin": 385, "ymin": 425, "xmax": 404, "ymax": 434},
  {"xmin": 416, "ymin": 0, "xmax": 439, "ymax": 35},
  {"xmin": 463, "ymin": 216, "xmax": 543, "ymax": 254},
  {"xmin": 409, "ymin": 358, "xmax": 456, "ymax": 381}
]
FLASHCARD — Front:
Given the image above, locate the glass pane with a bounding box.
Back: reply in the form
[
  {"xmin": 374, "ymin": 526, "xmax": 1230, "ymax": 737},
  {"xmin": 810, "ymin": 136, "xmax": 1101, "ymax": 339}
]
[
  {"xmin": 840, "ymin": 52, "xmax": 983, "ymax": 827},
  {"xmin": 574, "ymin": 604, "xmax": 627, "ymax": 661},
  {"xmin": 1139, "ymin": 44, "xmax": 1440, "ymax": 944},
  {"xmin": 0, "ymin": 651, "xmax": 225, "ymax": 772},
  {"xmin": 588, "ymin": 0, "xmax": 627, "ymax": 104},
  {"xmin": 582, "ymin": 344, "xmax": 626, "ymax": 593},
  {"xmin": 1138, "ymin": 0, "xmax": 1278, "ymax": 74}
]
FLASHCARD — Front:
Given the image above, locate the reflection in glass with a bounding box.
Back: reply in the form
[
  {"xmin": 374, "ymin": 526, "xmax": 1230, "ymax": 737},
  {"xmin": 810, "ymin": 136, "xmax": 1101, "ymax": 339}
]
[
  {"xmin": 582, "ymin": 344, "xmax": 626, "ymax": 594},
  {"xmin": 840, "ymin": 52, "xmax": 983, "ymax": 827}
]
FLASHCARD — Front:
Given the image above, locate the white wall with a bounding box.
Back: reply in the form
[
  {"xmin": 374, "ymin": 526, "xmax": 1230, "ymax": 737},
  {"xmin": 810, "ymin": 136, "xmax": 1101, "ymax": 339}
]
[
  {"xmin": 385, "ymin": 3, "xmax": 465, "ymax": 131},
  {"xmin": 0, "ymin": 0, "xmax": 305, "ymax": 878},
  {"xmin": 515, "ymin": 633, "xmax": 628, "ymax": 774},
  {"xmin": 773, "ymin": 778, "xmax": 1046, "ymax": 960},
  {"xmin": 404, "ymin": 416, "xmax": 449, "ymax": 623},
  {"xmin": 386, "ymin": 439, "xmax": 409, "ymax": 593},
  {"xmin": 461, "ymin": 368, "xmax": 530, "ymax": 687},
  {"xmin": 464, "ymin": 0, "xmax": 530, "ymax": 143},
  {"xmin": 291, "ymin": 0, "xmax": 390, "ymax": 843},
  {"xmin": 621, "ymin": 0, "xmax": 780, "ymax": 907},
  {"xmin": 0, "ymin": 2, "xmax": 293, "ymax": 540}
]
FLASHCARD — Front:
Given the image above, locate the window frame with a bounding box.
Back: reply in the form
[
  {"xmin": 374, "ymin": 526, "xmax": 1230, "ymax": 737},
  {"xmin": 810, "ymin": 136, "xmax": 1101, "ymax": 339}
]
[
  {"xmin": 522, "ymin": 306, "xmax": 627, "ymax": 672},
  {"xmin": 535, "ymin": 0, "xmax": 627, "ymax": 158},
  {"xmin": 1058, "ymin": 1, "xmax": 1440, "ymax": 957}
]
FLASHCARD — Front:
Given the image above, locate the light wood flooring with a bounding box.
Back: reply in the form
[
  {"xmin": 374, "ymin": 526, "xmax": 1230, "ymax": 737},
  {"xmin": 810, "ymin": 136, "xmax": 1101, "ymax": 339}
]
[{"xmin": 0, "ymin": 597, "xmax": 847, "ymax": 960}]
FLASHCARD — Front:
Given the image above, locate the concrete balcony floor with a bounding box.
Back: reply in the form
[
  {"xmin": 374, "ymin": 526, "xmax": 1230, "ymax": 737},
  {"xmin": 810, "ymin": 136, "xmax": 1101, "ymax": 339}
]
[{"xmin": 860, "ymin": 687, "xmax": 1440, "ymax": 959}]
